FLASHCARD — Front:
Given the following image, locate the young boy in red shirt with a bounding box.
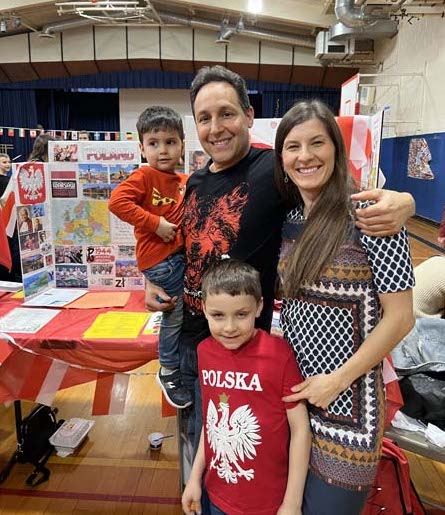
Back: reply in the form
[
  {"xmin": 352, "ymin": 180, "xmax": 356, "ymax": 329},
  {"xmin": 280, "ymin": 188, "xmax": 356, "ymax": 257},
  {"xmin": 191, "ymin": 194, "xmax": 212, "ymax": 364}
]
[
  {"xmin": 182, "ymin": 259, "xmax": 311, "ymax": 515},
  {"xmin": 109, "ymin": 106, "xmax": 191, "ymax": 409}
]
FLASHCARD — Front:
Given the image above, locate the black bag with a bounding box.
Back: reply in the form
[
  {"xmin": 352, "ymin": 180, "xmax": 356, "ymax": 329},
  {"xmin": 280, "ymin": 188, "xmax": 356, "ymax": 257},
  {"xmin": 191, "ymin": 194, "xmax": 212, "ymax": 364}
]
[
  {"xmin": 399, "ymin": 372, "xmax": 445, "ymax": 430},
  {"xmin": 0, "ymin": 404, "xmax": 64, "ymax": 487}
]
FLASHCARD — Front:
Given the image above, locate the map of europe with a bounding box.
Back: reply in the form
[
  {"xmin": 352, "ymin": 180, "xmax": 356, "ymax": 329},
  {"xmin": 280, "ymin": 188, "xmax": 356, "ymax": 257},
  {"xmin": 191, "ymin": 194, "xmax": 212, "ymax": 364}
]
[{"xmin": 53, "ymin": 200, "xmax": 111, "ymax": 246}]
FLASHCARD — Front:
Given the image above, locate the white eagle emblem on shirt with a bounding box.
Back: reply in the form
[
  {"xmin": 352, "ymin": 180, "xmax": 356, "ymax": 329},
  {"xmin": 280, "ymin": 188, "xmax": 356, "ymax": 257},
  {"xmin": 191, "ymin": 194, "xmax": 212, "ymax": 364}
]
[{"xmin": 206, "ymin": 393, "xmax": 261, "ymax": 484}]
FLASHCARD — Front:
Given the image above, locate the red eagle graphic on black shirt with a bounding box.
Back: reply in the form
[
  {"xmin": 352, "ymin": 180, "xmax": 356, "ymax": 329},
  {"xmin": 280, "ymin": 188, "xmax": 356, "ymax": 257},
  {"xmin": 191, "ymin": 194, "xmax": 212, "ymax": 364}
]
[{"xmin": 182, "ymin": 182, "xmax": 249, "ymax": 312}]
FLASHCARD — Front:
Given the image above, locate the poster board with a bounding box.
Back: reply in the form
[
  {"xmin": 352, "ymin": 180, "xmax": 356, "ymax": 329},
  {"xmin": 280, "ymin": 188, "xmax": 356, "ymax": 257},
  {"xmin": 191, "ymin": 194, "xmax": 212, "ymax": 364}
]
[
  {"xmin": 340, "ymin": 73, "xmax": 360, "ymax": 116},
  {"xmin": 13, "ymin": 141, "xmax": 145, "ymax": 299}
]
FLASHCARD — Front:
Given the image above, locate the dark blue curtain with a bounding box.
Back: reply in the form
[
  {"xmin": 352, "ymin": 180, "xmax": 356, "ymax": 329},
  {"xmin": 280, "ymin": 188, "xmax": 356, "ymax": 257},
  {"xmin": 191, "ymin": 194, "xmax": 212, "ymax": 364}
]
[
  {"xmin": 0, "ymin": 69, "xmax": 340, "ymax": 160},
  {"xmin": 0, "ymin": 89, "xmax": 38, "ymax": 160},
  {"xmin": 35, "ymin": 91, "xmax": 119, "ymax": 132},
  {"xmin": 261, "ymin": 89, "xmax": 340, "ymax": 118}
]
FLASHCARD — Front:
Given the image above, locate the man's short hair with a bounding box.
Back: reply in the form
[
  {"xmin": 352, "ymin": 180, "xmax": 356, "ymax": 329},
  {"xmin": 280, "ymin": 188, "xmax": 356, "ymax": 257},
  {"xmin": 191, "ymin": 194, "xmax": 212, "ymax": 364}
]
[
  {"xmin": 79, "ymin": 130, "xmax": 90, "ymax": 139},
  {"xmin": 190, "ymin": 65, "xmax": 251, "ymax": 115},
  {"xmin": 201, "ymin": 259, "xmax": 262, "ymax": 303},
  {"xmin": 136, "ymin": 106, "xmax": 184, "ymax": 143}
]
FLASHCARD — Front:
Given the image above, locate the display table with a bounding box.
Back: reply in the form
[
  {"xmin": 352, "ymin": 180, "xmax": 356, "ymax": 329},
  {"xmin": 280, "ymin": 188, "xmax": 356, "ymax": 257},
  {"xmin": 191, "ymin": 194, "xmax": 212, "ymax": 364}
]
[{"xmin": 0, "ymin": 291, "xmax": 158, "ymax": 404}]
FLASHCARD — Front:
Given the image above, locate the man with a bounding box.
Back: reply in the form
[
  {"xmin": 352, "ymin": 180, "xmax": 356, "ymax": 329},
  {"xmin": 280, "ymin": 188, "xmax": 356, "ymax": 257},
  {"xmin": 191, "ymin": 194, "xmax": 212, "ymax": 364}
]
[
  {"xmin": 78, "ymin": 130, "xmax": 90, "ymax": 141},
  {"xmin": 145, "ymin": 65, "xmax": 415, "ymax": 449}
]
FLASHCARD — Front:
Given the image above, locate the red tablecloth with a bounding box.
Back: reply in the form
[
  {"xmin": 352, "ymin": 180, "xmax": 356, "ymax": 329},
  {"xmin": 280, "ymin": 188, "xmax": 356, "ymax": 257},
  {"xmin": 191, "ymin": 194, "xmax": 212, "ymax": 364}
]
[{"xmin": 0, "ymin": 291, "xmax": 158, "ymax": 404}]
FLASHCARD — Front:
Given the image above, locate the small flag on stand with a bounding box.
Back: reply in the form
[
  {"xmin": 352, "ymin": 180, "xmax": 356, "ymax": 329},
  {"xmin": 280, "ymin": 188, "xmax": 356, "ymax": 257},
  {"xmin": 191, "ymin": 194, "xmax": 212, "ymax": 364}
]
[
  {"xmin": 62, "ymin": 131, "xmax": 68, "ymax": 140},
  {"xmin": 19, "ymin": 128, "xmax": 25, "ymax": 138},
  {"xmin": 94, "ymin": 131, "xmax": 100, "ymax": 141},
  {"xmin": 29, "ymin": 130, "xmax": 37, "ymax": 138},
  {"xmin": 0, "ymin": 128, "xmax": 3, "ymax": 136},
  {"xmin": 71, "ymin": 131, "xmax": 78, "ymax": 140},
  {"xmin": 104, "ymin": 132, "xmax": 111, "ymax": 141},
  {"xmin": 7, "ymin": 128, "xmax": 14, "ymax": 137},
  {"xmin": 115, "ymin": 132, "xmax": 121, "ymax": 141},
  {"xmin": 126, "ymin": 132, "xmax": 133, "ymax": 141}
]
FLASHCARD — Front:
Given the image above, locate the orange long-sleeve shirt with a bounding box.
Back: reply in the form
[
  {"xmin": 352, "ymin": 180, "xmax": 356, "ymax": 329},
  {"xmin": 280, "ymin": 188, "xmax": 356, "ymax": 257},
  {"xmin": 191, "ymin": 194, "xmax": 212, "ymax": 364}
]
[{"xmin": 109, "ymin": 165, "xmax": 188, "ymax": 271}]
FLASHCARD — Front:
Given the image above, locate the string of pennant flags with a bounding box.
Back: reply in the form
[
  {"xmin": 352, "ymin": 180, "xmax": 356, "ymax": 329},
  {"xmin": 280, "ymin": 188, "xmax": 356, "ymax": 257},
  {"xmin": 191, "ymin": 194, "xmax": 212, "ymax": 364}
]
[
  {"xmin": 0, "ymin": 126, "xmax": 138, "ymax": 141},
  {"xmin": 0, "ymin": 332, "xmax": 157, "ymax": 416}
]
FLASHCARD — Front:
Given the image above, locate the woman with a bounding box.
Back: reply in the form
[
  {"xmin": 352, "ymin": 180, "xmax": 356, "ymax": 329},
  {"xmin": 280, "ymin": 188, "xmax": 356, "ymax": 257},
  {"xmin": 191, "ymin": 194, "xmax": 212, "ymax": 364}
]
[
  {"xmin": 275, "ymin": 100, "xmax": 415, "ymax": 515},
  {"xmin": 28, "ymin": 133, "xmax": 55, "ymax": 162}
]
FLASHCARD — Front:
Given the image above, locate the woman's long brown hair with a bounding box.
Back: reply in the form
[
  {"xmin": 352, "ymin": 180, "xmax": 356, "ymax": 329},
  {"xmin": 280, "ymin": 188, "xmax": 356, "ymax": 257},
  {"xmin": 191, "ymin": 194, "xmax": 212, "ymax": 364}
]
[{"xmin": 274, "ymin": 100, "xmax": 357, "ymax": 297}]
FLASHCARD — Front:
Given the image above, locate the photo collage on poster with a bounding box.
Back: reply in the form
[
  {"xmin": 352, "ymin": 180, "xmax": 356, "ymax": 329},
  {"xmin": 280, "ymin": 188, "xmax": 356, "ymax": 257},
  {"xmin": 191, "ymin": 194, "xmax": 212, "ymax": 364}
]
[{"xmin": 13, "ymin": 141, "xmax": 144, "ymax": 298}]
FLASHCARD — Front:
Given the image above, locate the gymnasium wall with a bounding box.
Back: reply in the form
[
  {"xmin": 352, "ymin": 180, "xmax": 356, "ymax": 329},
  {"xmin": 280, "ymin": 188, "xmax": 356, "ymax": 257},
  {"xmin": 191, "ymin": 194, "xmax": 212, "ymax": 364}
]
[{"xmin": 363, "ymin": 17, "xmax": 445, "ymax": 222}]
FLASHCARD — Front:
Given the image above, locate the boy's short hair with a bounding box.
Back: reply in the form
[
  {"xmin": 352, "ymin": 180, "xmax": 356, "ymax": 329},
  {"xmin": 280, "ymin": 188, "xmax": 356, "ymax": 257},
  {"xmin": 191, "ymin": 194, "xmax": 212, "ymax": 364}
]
[
  {"xmin": 201, "ymin": 259, "xmax": 262, "ymax": 303},
  {"xmin": 136, "ymin": 106, "xmax": 184, "ymax": 143}
]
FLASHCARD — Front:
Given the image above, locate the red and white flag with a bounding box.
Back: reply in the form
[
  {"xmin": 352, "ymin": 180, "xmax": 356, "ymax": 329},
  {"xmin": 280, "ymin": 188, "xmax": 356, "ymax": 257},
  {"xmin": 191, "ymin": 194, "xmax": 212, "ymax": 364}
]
[
  {"xmin": 92, "ymin": 372, "xmax": 130, "ymax": 415},
  {"xmin": 15, "ymin": 353, "xmax": 68, "ymax": 405},
  {"xmin": 35, "ymin": 359, "xmax": 69, "ymax": 405},
  {"xmin": 0, "ymin": 178, "xmax": 16, "ymax": 238},
  {"xmin": 383, "ymin": 355, "xmax": 403, "ymax": 427},
  {"xmin": 0, "ymin": 207, "xmax": 12, "ymax": 270}
]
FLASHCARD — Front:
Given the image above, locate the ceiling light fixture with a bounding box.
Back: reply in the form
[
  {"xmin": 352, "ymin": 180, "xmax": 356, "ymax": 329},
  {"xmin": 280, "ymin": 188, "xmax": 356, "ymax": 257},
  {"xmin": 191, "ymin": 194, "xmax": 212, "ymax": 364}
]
[{"xmin": 248, "ymin": 0, "xmax": 263, "ymax": 14}]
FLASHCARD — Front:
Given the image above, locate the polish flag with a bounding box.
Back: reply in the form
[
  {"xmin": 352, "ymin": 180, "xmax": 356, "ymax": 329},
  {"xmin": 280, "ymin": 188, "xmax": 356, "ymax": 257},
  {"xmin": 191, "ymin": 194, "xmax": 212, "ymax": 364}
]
[
  {"xmin": 92, "ymin": 372, "xmax": 130, "ymax": 415},
  {"xmin": 0, "ymin": 178, "xmax": 17, "ymax": 237},
  {"xmin": 0, "ymin": 207, "xmax": 11, "ymax": 270},
  {"xmin": 383, "ymin": 355, "xmax": 403, "ymax": 427}
]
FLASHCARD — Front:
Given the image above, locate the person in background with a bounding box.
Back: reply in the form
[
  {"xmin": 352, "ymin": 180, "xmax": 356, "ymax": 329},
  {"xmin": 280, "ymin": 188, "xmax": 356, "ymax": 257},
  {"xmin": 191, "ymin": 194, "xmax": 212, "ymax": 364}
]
[
  {"xmin": 28, "ymin": 133, "xmax": 56, "ymax": 162},
  {"xmin": 79, "ymin": 130, "xmax": 90, "ymax": 141},
  {"xmin": 143, "ymin": 65, "xmax": 416, "ymax": 457},
  {"xmin": 190, "ymin": 150, "xmax": 208, "ymax": 174},
  {"xmin": 275, "ymin": 100, "xmax": 415, "ymax": 514},
  {"xmin": 0, "ymin": 152, "xmax": 21, "ymax": 282},
  {"xmin": 182, "ymin": 259, "xmax": 311, "ymax": 515},
  {"xmin": 18, "ymin": 207, "xmax": 33, "ymax": 234},
  {"xmin": 0, "ymin": 153, "xmax": 11, "ymax": 195},
  {"xmin": 109, "ymin": 106, "xmax": 192, "ymax": 409}
]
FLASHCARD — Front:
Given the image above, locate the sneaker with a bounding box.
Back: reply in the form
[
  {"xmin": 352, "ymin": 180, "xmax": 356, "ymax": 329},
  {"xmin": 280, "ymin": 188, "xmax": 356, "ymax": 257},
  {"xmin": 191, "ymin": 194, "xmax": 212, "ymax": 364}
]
[{"xmin": 156, "ymin": 369, "xmax": 193, "ymax": 409}]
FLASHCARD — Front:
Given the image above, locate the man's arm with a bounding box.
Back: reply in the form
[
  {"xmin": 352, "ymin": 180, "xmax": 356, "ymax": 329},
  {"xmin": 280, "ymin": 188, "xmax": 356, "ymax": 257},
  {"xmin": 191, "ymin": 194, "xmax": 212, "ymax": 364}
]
[
  {"xmin": 182, "ymin": 429, "xmax": 206, "ymax": 515},
  {"xmin": 277, "ymin": 402, "xmax": 311, "ymax": 515},
  {"xmin": 351, "ymin": 189, "xmax": 415, "ymax": 237}
]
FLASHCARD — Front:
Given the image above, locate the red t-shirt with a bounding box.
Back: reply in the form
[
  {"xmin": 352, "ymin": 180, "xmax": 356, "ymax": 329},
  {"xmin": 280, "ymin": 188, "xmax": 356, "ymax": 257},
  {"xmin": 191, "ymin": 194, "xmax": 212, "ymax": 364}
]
[{"xmin": 198, "ymin": 329, "xmax": 303, "ymax": 515}]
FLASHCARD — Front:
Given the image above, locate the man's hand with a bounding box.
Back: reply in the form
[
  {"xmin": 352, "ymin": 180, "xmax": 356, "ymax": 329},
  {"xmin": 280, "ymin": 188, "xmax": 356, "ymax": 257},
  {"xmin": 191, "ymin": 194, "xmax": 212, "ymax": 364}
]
[
  {"xmin": 155, "ymin": 216, "xmax": 177, "ymax": 243},
  {"xmin": 145, "ymin": 279, "xmax": 177, "ymax": 312},
  {"xmin": 351, "ymin": 189, "xmax": 415, "ymax": 237},
  {"xmin": 438, "ymin": 236, "xmax": 445, "ymax": 249}
]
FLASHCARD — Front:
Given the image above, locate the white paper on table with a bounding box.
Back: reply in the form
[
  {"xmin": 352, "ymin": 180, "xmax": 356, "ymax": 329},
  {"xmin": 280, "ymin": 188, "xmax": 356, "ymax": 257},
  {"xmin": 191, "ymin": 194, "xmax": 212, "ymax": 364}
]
[
  {"xmin": 425, "ymin": 423, "xmax": 445, "ymax": 448},
  {"xmin": 391, "ymin": 410, "xmax": 426, "ymax": 433},
  {"xmin": 23, "ymin": 288, "xmax": 87, "ymax": 308},
  {"xmin": 0, "ymin": 307, "xmax": 62, "ymax": 333}
]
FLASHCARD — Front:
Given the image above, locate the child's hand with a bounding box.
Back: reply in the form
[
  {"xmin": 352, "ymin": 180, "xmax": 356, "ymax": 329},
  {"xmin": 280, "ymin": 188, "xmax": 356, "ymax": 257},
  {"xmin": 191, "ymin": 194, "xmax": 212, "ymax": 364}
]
[
  {"xmin": 155, "ymin": 216, "xmax": 177, "ymax": 243},
  {"xmin": 182, "ymin": 480, "xmax": 202, "ymax": 515}
]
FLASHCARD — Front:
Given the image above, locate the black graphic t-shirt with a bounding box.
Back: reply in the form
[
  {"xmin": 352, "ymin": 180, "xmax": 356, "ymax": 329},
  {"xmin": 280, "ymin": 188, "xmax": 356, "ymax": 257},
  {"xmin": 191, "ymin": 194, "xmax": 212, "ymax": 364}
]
[{"xmin": 181, "ymin": 147, "xmax": 286, "ymax": 348}]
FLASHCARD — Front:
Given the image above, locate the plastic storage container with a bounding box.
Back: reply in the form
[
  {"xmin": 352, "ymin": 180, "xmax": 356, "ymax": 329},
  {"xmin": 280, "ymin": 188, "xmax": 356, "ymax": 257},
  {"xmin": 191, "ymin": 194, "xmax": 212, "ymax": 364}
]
[{"xmin": 49, "ymin": 418, "xmax": 95, "ymax": 457}]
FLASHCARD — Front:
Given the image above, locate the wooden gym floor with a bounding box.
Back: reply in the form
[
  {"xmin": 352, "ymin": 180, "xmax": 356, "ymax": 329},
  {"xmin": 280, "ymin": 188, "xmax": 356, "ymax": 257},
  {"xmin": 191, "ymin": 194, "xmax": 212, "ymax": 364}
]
[{"xmin": 0, "ymin": 217, "xmax": 444, "ymax": 514}]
